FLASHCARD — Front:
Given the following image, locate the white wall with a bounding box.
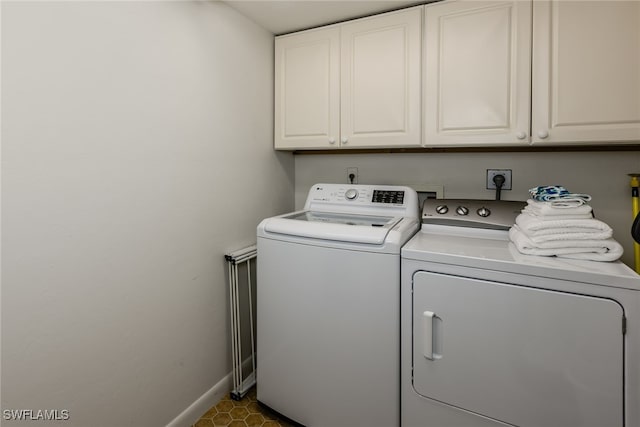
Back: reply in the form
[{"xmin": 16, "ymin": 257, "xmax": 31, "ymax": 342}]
[
  {"xmin": 295, "ymin": 151, "xmax": 640, "ymax": 268},
  {"xmin": 1, "ymin": 2, "xmax": 293, "ymax": 426}
]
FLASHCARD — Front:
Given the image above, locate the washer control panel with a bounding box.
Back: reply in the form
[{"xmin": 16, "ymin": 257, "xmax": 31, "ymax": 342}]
[
  {"xmin": 307, "ymin": 185, "xmax": 408, "ymax": 206},
  {"xmin": 303, "ymin": 184, "xmax": 419, "ymax": 219},
  {"xmin": 423, "ymin": 199, "xmax": 525, "ymax": 230}
]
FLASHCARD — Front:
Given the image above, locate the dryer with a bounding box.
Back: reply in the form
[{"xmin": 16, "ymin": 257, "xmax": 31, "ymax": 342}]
[
  {"xmin": 257, "ymin": 183, "xmax": 419, "ymax": 427},
  {"xmin": 401, "ymin": 199, "xmax": 640, "ymax": 427}
]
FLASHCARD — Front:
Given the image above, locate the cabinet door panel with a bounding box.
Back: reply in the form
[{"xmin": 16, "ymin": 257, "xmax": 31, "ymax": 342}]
[
  {"xmin": 341, "ymin": 8, "xmax": 422, "ymax": 148},
  {"xmin": 274, "ymin": 27, "xmax": 340, "ymax": 150},
  {"xmin": 352, "ymin": 27, "xmax": 406, "ymax": 134},
  {"xmin": 424, "ymin": 1, "xmax": 531, "ymax": 146},
  {"xmin": 532, "ymin": 0, "xmax": 640, "ymax": 144}
]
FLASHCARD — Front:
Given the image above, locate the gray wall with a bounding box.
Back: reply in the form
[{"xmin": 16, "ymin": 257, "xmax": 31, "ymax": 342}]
[
  {"xmin": 1, "ymin": 2, "xmax": 293, "ymax": 426},
  {"xmin": 295, "ymin": 151, "xmax": 640, "ymax": 267}
]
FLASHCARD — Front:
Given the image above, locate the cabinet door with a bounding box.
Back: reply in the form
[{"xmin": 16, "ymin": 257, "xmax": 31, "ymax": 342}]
[
  {"xmin": 424, "ymin": 1, "xmax": 532, "ymax": 147},
  {"xmin": 340, "ymin": 7, "xmax": 422, "ymax": 148},
  {"xmin": 532, "ymin": 1, "xmax": 640, "ymax": 145},
  {"xmin": 413, "ymin": 271, "xmax": 624, "ymax": 427},
  {"xmin": 274, "ymin": 27, "xmax": 340, "ymax": 150}
]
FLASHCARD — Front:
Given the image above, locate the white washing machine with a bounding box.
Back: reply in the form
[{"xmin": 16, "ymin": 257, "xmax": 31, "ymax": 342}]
[
  {"xmin": 401, "ymin": 199, "xmax": 640, "ymax": 427},
  {"xmin": 257, "ymin": 183, "xmax": 419, "ymax": 427}
]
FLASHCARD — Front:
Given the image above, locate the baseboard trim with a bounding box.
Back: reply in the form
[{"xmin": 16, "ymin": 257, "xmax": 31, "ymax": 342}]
[{"xmin": 166, "ymin": 373, "xmax": 232, "ymax": 427}]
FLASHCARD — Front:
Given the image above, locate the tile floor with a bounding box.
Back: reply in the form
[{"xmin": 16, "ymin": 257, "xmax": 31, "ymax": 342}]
[{"xmin": 193, "ymin": 387, "xmax": 295, "ymax": 427}]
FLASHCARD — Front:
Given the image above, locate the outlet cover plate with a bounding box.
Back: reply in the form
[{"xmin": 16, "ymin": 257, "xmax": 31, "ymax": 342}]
[{"xmin": 486, "ymin": 169, "xmax": 512, "ymax": 190}]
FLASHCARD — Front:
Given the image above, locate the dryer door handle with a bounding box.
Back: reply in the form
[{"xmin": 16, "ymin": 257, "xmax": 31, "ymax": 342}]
[{"xmin": 423, "ymin": 311, "xmax": 442, "ymax": 360}]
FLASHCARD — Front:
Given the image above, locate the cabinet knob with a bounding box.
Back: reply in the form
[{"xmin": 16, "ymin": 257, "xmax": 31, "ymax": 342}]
[
  {"xmin": 537, "ymin": 130, "xmax": 549, "ymax": 139},
  {"xmin": 341, "ymin": 136, "xmax": 348, "ymax": 144},
  {"xmin": 516, "ymin": 131, "xmax": 527, "ymax": 140},
  {"xmin": 329, "ymin": 137, "xmax": 336, "ymax": 144}
]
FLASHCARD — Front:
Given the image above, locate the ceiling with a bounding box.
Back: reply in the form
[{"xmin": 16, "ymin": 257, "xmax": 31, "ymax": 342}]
[{"xmin": 224, "ymin": 0, "xmax": 425, "ymax": 35}]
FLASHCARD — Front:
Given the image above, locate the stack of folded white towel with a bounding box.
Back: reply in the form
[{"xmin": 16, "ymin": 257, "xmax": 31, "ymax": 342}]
[{"xmin": 509, "ymin": 186, "xmax": 624, "ymax": 262}]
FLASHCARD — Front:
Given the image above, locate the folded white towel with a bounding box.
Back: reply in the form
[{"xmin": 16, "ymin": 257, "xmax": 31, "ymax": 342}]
[
  {"xmin": 523, "ymin": 199, "xmax": 593, "ymax": 216},
  {"xmin": 509, "ymin": 227, "xmax": 623, "ymax": 262},
  {"xmin": 516, "ymin": 226, "xmax": 612, "ymax": 244},
  {"xmin": 513, "ymin": 222, "xmax": 613, "ymax": 244},
  {"xmin": 539, "ymin": 197, "xmax": 589, "ymax": 208},
  {"xmin": 522, "ymin": 213, "xmax": 597, "ymax": 221},
  {"xmin": 516, "ymin": 213, "xmax": 612, "ymax": 236}
]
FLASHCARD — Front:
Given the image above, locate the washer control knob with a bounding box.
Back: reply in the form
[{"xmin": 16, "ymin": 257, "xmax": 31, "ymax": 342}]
[
  {"xmin": 456, "ymin": 206, "xmax": 469, "ymax": 216},
  {"xmin": 435, "ymin": 205, "xmax": 449, "ymax": 214},
  {"xmin": 345, "ymin": 189, "xmax": 359, "ymax": 200},
  {"xmin": 477, "ymin": 207, "xmax": 491, "ymax": 217}
]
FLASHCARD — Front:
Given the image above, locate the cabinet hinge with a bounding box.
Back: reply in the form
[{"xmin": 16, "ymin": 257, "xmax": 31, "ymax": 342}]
[{"xmin": 623, "ymin": 316, "xmax": 627, "ymax": 335}]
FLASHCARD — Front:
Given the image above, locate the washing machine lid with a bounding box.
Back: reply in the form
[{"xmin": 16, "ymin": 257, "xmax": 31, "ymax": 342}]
[{"xmin": 263, "ymin": 211, "xmax": 401, "ymax": 245}]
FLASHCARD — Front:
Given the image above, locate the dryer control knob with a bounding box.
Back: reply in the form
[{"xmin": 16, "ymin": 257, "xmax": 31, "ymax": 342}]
[
  {"xmin": 436, "ymin": 205, "xmax": 449, "ymax": 214},
  {"xmin": 345, "ymin": 189, "xmax": 359, "ymax": 200},
  {"xmin": 477, "ymin": 207, "xmax": 491, "ymax": 217},
  {"xmin": 456, "ymin": 206, "xmax": 469, "ymax": 216}
]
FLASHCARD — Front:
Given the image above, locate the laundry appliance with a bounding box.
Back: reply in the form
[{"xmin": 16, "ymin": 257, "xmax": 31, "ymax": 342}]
[
  {"xmin": 257, "ymin": 183, "xmax": 419, "ymax": 427},
  {"xmin": 401, "ymin": 198, "xmax": 640, "ymax": 427}
]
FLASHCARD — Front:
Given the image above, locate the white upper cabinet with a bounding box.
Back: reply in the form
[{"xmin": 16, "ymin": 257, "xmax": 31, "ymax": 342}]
[
  {"xmin": 274, "ymin": 27, "xmax": 340, "ymax": 150},
  {"xmin": 424, "ymin": 0, "xmax": 640, "ymax": 147},
  {"xmin": 274, "ymin": 7, "xmax": 422, "ymax": 150},
  {"xmin": 532, "ymin": 0, "xmax": 640, "ymax": 145},
  {"xmin": 340, "ymin": 8, "xmax": 422, "ymax": 148},
  {"xmin": 424, "ymin": 1, "xmax": 532, "ymax": 146},
  {"xmin": 276, "ymin": 0, "xmax": 639, "ymax": 150}
]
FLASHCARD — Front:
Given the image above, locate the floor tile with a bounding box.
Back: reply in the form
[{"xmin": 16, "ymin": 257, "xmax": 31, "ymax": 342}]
[{"xmin": 193, "ymin": 387, "xmax": 294, "ymax": 427}]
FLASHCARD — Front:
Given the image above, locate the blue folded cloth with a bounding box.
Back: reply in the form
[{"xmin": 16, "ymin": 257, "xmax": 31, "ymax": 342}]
[{"xmin": 528, "ymin": 186, "xmax": 592, "ymax": 204}]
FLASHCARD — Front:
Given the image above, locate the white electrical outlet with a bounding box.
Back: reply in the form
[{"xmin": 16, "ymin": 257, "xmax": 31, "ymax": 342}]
[
  {"xmin": 486, "ymin": 169, "xmax": 512, "ymax": 190},
  {"xmin": 347, "ymin": 167, "xmax": 358, "ymax": 184}
]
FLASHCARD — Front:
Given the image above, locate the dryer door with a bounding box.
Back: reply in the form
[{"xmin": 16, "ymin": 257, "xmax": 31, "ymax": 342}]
[{"xmin": 412, "ymin": 271, "xmax": 624, "ymax": 427}]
